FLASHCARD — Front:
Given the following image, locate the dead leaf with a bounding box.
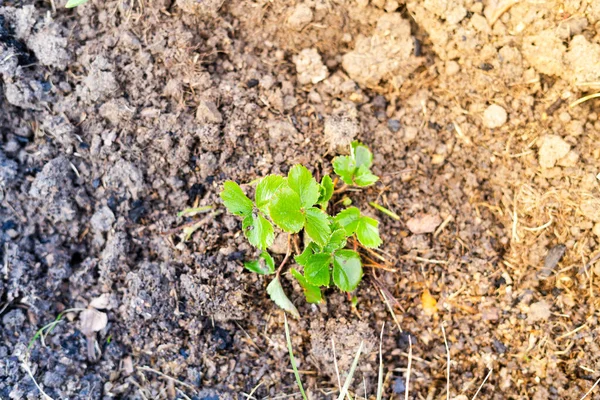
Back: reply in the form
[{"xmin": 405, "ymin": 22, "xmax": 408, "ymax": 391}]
[
  {"xmin": 79, "ymin": 308, "xmax": 108, "ymax": 336},
  {"xmin": 89, "ymin": 293, "xmax": 111, "ymax": 310},
  {"xmin": 421, "ymin": 289, "xmax": 438, "ymax": 316}
]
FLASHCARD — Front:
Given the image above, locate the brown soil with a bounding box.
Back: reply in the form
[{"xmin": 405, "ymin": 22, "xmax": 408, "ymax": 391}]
[{"xmin": 1, "ymin": 0, "xmax": 599, "ymax": 399}]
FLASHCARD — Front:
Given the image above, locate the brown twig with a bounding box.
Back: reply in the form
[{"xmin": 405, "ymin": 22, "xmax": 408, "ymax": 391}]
[{"xmin": 276, "ymin": 233, "xmax": 292, "ymax": 277}]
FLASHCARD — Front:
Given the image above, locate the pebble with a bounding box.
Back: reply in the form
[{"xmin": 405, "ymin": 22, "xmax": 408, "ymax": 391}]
[
  {"xmin": 483, "ymin": 104, "xmax": 508, "ymax": 128},
  {"xmin": 528, "ymin": 300, "xmax": 551, "ymax": 322},
  {"xmin": 406, "ymin": 213, "xmax": 442, "ymax": 234},
  {"xmin": 387, "ymin": 119, "xmax": 401, "ymax": 133},
  {"xmin": 593, "ymin": 222, "xmax": 600, "ymax": 237},
  {"xmin": 538, "ymin": 244, "xmax": 566, "ymax": 279},
  {"xmin": 445, "ymin": 60, "xmax": 460, "ymax": 76},
  {"xmin": 538, "ymin": 135, "xmax": 570, "ymax": 168},
  {"xmin": 196, "ymin": 100, "xmax": 222, "ymax": 124}
]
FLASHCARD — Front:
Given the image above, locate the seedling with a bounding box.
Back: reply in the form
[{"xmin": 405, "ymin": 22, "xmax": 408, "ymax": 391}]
[
  {"xmin": 333, "ymin": 141, "xmax": 379, "ymax": 187},
  {"xmin": 220, "ymin": 141, "xmax": 382, "ymax": 316}
]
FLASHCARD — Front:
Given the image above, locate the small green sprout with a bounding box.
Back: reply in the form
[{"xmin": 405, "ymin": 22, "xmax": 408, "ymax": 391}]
[
  {"xmin": 333, "ymin": 141, "xmax": 379, "ymax": 187},
  {"xmin": 65, "ymin": 0, "xmax": 90, "ymax": 8},
  {"xmin": 220, "ymin": 142, "xmax": 382, "ymax": 316}
]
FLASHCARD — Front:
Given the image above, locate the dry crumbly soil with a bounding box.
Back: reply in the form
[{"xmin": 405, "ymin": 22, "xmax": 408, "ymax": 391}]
[{"xmin": 1, "ymin": 0, "xmax": 600, "ymax": 399}]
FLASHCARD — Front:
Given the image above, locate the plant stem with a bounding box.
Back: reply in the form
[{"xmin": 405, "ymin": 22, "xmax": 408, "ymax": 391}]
[
  {"xmin": 276, "ymin": 233, "xmax": 292, "ymax": 277},
  {"xmin": 333, "ymin": 183, "xmax": 349, "ymax": 194}
]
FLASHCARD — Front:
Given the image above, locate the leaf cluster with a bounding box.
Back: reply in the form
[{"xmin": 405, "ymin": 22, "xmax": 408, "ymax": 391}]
[{"xmin": 220, "ymin": 142, "xmax": 381, "ymax": 316}]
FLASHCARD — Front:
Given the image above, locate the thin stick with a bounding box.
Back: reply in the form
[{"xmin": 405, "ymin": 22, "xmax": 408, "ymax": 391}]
[
  {"xmin": 404, "ymin": 336, "xmax": 412, "ymax": 400},
  {"xmin": 332, "ymin": 338, "xmax": 342, "ymax": 392},
  {"xmin": 580, "ymin": 376, "xmax": 600, "ymax": 400},
  {"xmin": 441, "ymin": 323, "xmax": 450, "ymax": 400},
  {"xmin": 276, "ymin": 234, "xmax": 292, "ymax": 277},
  {"xmin": 284, "ymin": 314, "xmax": 308, "ymax": 400},
  {"xmin": 337, "ymin": 342, "xmax": 364, "ymax": 400},
  {"xmin": 369, "ymin": 202, "xmax": 400, "ymax": 220},
  {"xmin": 570, "ymin": 92, "xmax": 600, "ymax": 108},
  {"xmin": 137, "ymin": 366, "xmax": 196, "ymax": 391},
  {"xmin": 376, "ymin": 323, "xmax": 385, "ymax": 400},
  {"xmin": 22, "ymin": 362, "xmax": 54, "ymax": 400},
  {"xmin": 471, "ymin": 369, "xmax": 493, "ymax": 400}
]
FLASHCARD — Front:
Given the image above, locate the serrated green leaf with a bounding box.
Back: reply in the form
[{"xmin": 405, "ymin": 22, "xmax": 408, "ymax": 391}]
[
  {"xmin": 291, "ymin": 268, "xmax": 323, "ymax": 304},
  {"xmin": 352, "ymin": 141, "xmax": 373, "ymax": 168},
  {"xmin": 318, "ymin": 175, "xmax": 334, "ymax": 206},
  {"xmin": 269, "ymin": 186, "xmax": 305, "ymax": 233},
  {"xmin": 353, "ymin": 165, "xmax": 379, "ymax": 187},
  {"xmin": 255, "ymin": 175, "xmax": 285, "ymax": 213},
  {"xmin": 332, "ymin": 250, "xmax": 363, "ymax": 292},
  {"xmin": 267, "ymin": 277, "xmax": 299, "ymax": 318},
  {"xmin": 243, "ymin": 213, "xmax": 275, "ymax": 249},
  {"xmin": 334, "ymin": 207, "xmax": 361, "ymax": 236},
  {"xmin": 295, "ymin": 242, "xmax": 318, "ymax": 266},
  {"xmin": 304, "ymin": 207, "xmax": 331, "ymax": 247},
  {"xmin": 65, "ymin": 0, "xmax": 89, "ymax": 8},
  {"xmin": 333, "ymin": 156, "xmax": 356, "ymax": 186},
  {"xmin": 304, "ymin": 253, "xmax": 332, "ymax": 286},
  {"xmin": 356, "ymin": 216, "xmax": 382, "ymax": 248},
  {"xmin": 323, "ymin": 229, "xmax": 348, "ymax": 253},
  {"xmin": 220, "ymin": 181, "xmax": 254, "ymax": 217},
  {"xmin": 288, "ymin": 165, "xmax": 320, "ymax": 208},
  {"xmin": 244, "ymin": 251, "xmax": 275, "ymax": 275}
]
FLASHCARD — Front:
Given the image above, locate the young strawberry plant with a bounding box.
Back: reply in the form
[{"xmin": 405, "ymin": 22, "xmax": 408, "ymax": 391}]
[{"xmin": 220, "ymin": 141, "xmax": 381, "ymax": 317}]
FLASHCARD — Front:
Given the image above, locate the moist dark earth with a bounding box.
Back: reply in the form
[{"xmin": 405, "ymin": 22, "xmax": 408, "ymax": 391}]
[{"xmin": 1, "ymin": 0, "xmax": 600, "ymax": 399}]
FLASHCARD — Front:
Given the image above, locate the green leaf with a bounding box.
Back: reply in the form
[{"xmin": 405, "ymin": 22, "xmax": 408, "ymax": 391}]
[
  {"xmin": 304, "ymin": 253, "xmax": 332, "ymax": 286},
  {"xmin": 220, "ymin": 181, "xmax": 253, "ymax": 217},
  {"xmin": 356, "ymin": 216, "xmax": 382, "ymax": 248},
  {"xmin": 334, "ymin": 207, "xmax": 361, "ymax": 236},
  {"xmin": 295, "ymin": 242, "xmax": 318, "ymax": 266},
  {"xmin": 353, "ymin": 165, "xmax": 379, "ymax": 187},
  {"xmin": 267, "ymin": 277, "xmax": 299, "ymax": 318},
  {"xmin": 333, "ymin": 156, "xmax": 356, "ymax": 186},
  {"xmin": 269, "ymin": 186, "xmax": 305, "ymax": 233},
  {"xmin": 255, "ymin": 175, "xmax": 285, "ymax": 213},
  {"xmin": 291, "ymin": 268, "xmax": 323, "ymax": 304},
  {"xmin": 323, "ymin": 229, "xmax": 348, "ymax": 253},
  {"xmin": 244, "ymin": 251, "xmax": 275, "ymax": 275},
  {"xmin": 318, "ymin": 175, "xmax": 334, "ymax": 206},
  {"xmin": 304, "ymin": 207, "xmax": 331, "ymax": 247},
  {"xmin": 65, "ymin": 0, "xmax": 89, "ymax": 7},
  {"xmin": 332, "ymin": 250, "xmax": 363, "ymax": 292},
  {"xmin": 243, "ymin": 214, "xmax": 275, "ymax": 249},
  {"xmin": 288, "ymin": 165, "xmax": 320, "ymax": 208},
  {"xmin": 352, "ymin": 141, "xmax": 373, "ymax": 168}
]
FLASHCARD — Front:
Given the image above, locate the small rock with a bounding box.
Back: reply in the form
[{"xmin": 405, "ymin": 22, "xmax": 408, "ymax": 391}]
[
  {"xmin": 581, "ymin": 199, "xmax": 600, "ymax": 222},
  {"xmin": 287, "ymin": 4, "xmax": 313, "ymax": 31},
  {"xmin": 91, "ymin": 206, "xmax": 116, "ymax": 233},
  {"xmin": 393, "ymin": 377, "xmax": 406, "ymax": 394},
  {"xmin": 493, "ymin": 339, "xmax": 507, "ymax": 354},
  {"xmin": 483, "ymin": 104, "xmax": 508, "ymax": 128},
  {"xmin": 293, "ymin": 48, "xmax": 328, "ymax": 85},
  {"xmin": 269, "ymin": 232, "xmax": 289, "ymax": 254},
  {"xmin": 196, "ymin": 100, "xmax": 222, "ymax": 124},
  {"xmin": 538, "ymin": 244, "xmax": 566, "ymax": 279},
  {"xmin": 538, "ymin": 135, "xmax": 571, "ymax": 168},
  {"xmin": 528, "ymin": 300, "xmax": 551, "ymax": 322},
  {"xmin": 445, "ymin": 60, "xmax": 460, "ymax": 76},
  {"xmin": 406, "ymin": 214, "xmax": 442, "ymax": 234},
  {"xmin": 557, "ymin": 150, "xmax": 579, "ymax": 167},
  {"xmin": 593, "ymin": 222, "xmax": 600, "ymax": 237},
  {"xmin": 387, "ymin": 119, "xmax": 401, "ymax": 133}
]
